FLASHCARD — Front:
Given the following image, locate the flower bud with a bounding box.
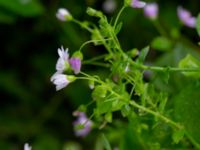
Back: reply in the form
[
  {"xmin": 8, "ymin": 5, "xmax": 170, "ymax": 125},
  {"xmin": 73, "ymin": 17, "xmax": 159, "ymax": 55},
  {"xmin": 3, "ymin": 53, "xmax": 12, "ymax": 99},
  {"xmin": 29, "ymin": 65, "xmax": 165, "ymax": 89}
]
[
  {"xmin": 69, "ymin": 57, "xmax": 82, "ymax": 74},
  {"xmin": 86, "ymin": 7, "xmax": 103, "ymax": 17},
  {"xmin": 56, "ymin": 8, "xmax": 73, "ymax": 21}
]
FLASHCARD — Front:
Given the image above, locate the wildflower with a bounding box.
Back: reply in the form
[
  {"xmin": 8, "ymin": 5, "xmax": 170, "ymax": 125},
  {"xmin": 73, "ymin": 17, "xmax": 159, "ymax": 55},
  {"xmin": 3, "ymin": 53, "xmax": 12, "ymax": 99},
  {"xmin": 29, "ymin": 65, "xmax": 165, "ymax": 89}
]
[
  {"xmin": 73, "ymin": 111, "xmax": 92, "ymax": 137},
  {"xmin": 144, "ymin": 3, "xmax": 158, "ymax": 20},
  {"xmin": 69, "ymin": 57, "xmax": 81, "ymax": 74},
  {"xmin": 56, "ymin": 8, "xmax": 73, "ymax": 21},
  {"xmin": 56, "ymin": 46, "xmax": 70, "ymax": 72},
  {"xmin": 131, "ymin": 0, "xmax": 146, "ymax": 8},
  {"xmin": 24, "ymin": 143, "xmax": 31, "ymax": 150},
  {"xmin": 50, "ymin": 72, "xmax": 76, "ymax": 91},
  {"xmin": 102, "ymin": 0, "xmax": 117, "ymax": 13},
  {"xmin": 177, "ymin": 6, "xmax": 196, "ymax": 28}
]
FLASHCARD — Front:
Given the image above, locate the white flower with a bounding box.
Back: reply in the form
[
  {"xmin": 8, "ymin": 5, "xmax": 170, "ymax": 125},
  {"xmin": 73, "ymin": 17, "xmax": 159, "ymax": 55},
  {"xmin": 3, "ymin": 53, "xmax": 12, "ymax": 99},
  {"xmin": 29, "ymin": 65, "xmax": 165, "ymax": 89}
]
[
  {"xmin": 56, "ymin": 46, "xmax": 69, "ymax": 72},
  {"xmin": 56, "ymin": 8, "xmax": 72, "ymax": 21},
  {"xmin": 51, "ymin": 72, "xmax": 70, "ymax": 91},
  {"xmin": 24, "ymin": 143, "xmax": 31, "ymax": 150},
  {"xmin": 51, "ymin": 72, "xmax": 76, "ymax": 91}
]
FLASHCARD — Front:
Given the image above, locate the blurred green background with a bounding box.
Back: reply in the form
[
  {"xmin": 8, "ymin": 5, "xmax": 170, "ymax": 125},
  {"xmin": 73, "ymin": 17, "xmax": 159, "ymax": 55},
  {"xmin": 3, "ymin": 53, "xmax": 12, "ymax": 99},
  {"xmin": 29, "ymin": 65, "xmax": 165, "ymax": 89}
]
[{"xmin": 0, "ymin": 0, "xmax": 200, "ymax": 149}]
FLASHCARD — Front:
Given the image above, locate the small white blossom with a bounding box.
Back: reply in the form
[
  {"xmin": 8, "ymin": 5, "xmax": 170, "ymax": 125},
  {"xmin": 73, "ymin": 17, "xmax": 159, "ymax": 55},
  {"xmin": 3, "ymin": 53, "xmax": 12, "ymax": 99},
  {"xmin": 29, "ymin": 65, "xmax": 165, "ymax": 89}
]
[
  {"xmin": 24, "ymin": 143, "xmax": 31, "ymax": 150},
  {"xmin": 56, "ymin": 46, "xmax": 69, "ymax": 72},
  {"xmin": 51, "ymin": 72, "xmax": 70, "ymax": 91},
  {"xmin": 56, "ymin": 8, "xmax": 72, "ymax": 21}
]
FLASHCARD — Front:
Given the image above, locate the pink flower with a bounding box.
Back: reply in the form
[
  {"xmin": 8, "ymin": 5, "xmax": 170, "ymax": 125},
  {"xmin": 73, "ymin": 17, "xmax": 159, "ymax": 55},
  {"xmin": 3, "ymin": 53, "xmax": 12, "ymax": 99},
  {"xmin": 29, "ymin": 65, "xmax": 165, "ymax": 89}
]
[
  {"xmin": 69, "ymin": 57, "xmax": 81, "ymax": 74},
  {"xmin": 144, "ymin": 3, "xmax": 158, "ymax": 20},
  {"xmin": 177, "ymin": 6, "xmax": 196, "ymax": 28},
  {"xmin": 73, "ymin": 112, "xmax": 92, "ymax": 137},
  {"xmin": 131, "ymin": 0, "xmax": 146, "ymax": 8}
]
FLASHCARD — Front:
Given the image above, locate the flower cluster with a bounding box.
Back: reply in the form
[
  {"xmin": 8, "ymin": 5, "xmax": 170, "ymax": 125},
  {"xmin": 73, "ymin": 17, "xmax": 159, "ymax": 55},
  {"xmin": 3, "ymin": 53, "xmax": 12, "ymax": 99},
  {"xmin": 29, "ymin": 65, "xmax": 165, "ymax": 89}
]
[
  {"xmin": 73, "ymin": 111, "xmax": 92, "ymax": 137},
  {"xmin": 51, "ymin": 46, "xmax": 82, "ymax": 91}
]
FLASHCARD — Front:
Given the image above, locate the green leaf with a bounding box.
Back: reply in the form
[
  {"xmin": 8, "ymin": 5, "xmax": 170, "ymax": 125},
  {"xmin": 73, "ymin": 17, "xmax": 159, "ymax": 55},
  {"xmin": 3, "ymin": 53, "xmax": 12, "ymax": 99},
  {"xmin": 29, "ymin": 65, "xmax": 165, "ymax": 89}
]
[
  {"xmin": 178, "ymin": 54, "xmax": 200, "ymax": 78},
  {"xmin": 137, "ymin": 46, "xmax": 149, "ymax": 64},
  {"xmin": 172, "ymin": 129, "xmax": 185, "ymax": 144},
  {"xmin": 151, "ymin": 36, "xmax": 172, "ymax": 51},
  {"xmin": 92, "ymin": 85, "xmax": 107, "ymax": 100},
  {"xmin": 174, "ymin": 82, "xmax": 200, "ymax": 146},
  {"xmin": 101, "ymin": 134, "xmax": 112, "ymax": 150},
  {"xmin": 115, "ymin": 22, "xmax": 123, "ymax": 35},
  {"xmin": 196, "ymin": 13, "xmax": 200, "ymax": 37},
  {"xmin": 105, "ymin": 112, "xmax": 112, "ymax": 123}
]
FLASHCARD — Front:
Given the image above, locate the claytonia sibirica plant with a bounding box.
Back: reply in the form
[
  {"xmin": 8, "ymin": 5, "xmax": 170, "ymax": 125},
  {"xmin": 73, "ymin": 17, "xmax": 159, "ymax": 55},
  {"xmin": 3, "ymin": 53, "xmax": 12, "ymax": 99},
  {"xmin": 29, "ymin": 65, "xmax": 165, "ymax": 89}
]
[{"xmin": 51, "ymin": 0, "xmax": 200, "ymax": 149}]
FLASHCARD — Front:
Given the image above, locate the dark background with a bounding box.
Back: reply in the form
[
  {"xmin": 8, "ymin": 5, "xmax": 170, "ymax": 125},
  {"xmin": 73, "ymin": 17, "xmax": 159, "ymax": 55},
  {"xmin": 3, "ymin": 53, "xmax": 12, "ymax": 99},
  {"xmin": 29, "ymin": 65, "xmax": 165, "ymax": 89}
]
[{"xmin": 0, "ymin": 0, "xmax": 199, "ymax": 149}]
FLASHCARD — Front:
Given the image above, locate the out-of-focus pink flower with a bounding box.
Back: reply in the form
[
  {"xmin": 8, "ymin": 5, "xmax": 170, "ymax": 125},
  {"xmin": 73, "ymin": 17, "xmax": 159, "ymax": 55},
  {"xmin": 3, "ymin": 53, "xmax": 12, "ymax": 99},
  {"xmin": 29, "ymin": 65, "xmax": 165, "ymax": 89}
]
[
  {"xmin": 177, "ymin": 6, "xmax": 196, "ymax": 28},
  {"xmin": 144, "ymin": 3, "xmax": 158, "ymax": 20},
  {"xmin": 69, "ymin": 57, "xmax": 81, "ymax": 74},
  {"xmin": 73, "ymin": 112, "xmax": 92, "ymax": 137},
  {"xmin": 131, "ymin": 0, "xmax": 146, "ymax": 8}
]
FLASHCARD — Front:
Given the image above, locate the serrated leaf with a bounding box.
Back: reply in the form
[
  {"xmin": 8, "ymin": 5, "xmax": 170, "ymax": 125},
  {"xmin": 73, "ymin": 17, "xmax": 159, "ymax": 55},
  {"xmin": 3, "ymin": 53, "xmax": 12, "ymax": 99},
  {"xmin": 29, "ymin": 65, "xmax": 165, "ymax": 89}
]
[
  {"xmin": 151, "ymin": 36, "xmax": 172, "ymax": 51},
  {"xmin": 196, "ymin": 13, "xmax": 200, "ymax": 37},
  {"xmin": 178, "ymin": 54, "xmax": 200, "ymax": 78}
]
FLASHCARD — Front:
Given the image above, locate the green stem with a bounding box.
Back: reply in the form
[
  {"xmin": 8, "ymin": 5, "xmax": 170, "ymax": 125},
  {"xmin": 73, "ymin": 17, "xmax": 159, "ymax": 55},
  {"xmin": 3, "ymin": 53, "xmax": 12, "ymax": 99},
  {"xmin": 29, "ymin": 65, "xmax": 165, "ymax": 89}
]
[
  {"xmin": 72, "ymin": 19, "xmax": 93, "ymax": 32},
  {"xmin": 130, "ymin": 61, "xmax": 200, "ymax": 72},
  {"xmin": 129, "ymin": 101, "xmax": 182, "ymax": 129},
  {"xmin": 83, "ymin": 62, "xmax": 110, "ymax": 68},
  {"xmin": 114, "ymin": 6, "xmax": 126, "ymax": 29},
  {"xmin": 79, "ymin": 38, "xmax": 113, "ymax": 51}
]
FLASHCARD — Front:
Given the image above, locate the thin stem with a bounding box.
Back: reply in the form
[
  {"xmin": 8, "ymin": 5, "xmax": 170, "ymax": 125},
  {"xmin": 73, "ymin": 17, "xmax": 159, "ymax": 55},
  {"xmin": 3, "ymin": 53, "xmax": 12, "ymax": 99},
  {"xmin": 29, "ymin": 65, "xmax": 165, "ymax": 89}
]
[
  {"xmin": 72, "ymin": 19, "xmax": 93, "ymax": 32},
  {"xmin": 83, "ymin": 54, "xmax": 107, "ymax": 64},
  {"xmin": 79, "ymin": 38, "xmax": 113, "ymax": 51},
  {"xmin": 83, "ymin": 62, "xmax": 110, "ymax": 68},
  {"xmin": 129, "ymin": 101, "xmax": 182, "ymax": 129},
  {"xmin": 114, "ymin": 6, "xmax": 126, "ymax": 29},
  {"xmin": 130, "ymin": 61, "xmax": 200, "ymax": 72}
]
